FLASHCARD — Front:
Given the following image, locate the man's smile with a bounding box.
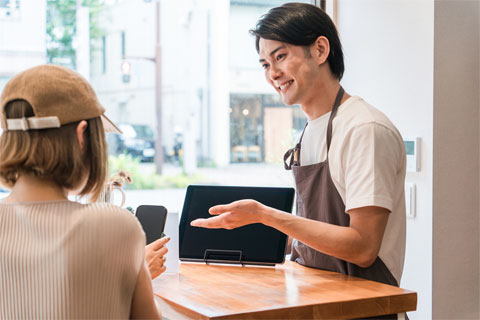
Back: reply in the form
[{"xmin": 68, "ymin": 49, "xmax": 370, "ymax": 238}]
[{"xmin": 278, "ymin": 80, "xmax": 294, "ymax": 92}]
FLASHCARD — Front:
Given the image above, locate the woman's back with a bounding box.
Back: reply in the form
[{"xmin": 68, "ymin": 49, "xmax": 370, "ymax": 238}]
[{"xmin": 0, "ymin": 200, "xmax": 145, "ymax": 319}]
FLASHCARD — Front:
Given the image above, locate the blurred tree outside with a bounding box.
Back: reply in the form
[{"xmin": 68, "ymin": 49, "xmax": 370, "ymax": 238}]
[{"xmin": 46, "ymin": 0, "xmax": 105, "ymax": 69}]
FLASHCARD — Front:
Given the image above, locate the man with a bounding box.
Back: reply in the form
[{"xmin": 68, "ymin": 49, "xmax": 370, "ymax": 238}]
[{"xmin": 192, "ymin": 2, "xmax": 406, "ymax": 297}]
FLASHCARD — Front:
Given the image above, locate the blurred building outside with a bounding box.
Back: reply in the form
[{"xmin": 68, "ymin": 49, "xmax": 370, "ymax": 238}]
[
  {"xmin": 88, "ymin": 0, "xmax": 309, "ymax": 174},
  {"xmin": 0, "ymin": 0, "xmax": 308, "ymax": 202},
  {"xmin": 0, "ymin": 0, "xmax": 46, "ymax": 92}
]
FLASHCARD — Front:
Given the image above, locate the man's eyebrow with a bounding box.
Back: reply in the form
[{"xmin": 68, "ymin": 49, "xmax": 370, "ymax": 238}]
[{"xmin": 259, "ymin": 45, "xmax": 286, "ymax": 63}]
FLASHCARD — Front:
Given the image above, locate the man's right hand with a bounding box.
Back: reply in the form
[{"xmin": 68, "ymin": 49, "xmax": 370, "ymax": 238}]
[{"xmin": 190, "ymin": 199, "xmax": 265, "ymax": 230}]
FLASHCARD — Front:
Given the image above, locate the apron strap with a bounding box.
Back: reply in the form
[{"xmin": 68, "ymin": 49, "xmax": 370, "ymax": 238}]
[
  {"xmin": 326, "ymin": 86, "xmax": 345, "ymax": 152},
  {"xmin": 284, "ymin": 121, "xmax": 308, "ymax": 170},
  {"xmin": 283, "ymin": 86, "xmax": 345, "ymax": 170},
  {"xmin": 297, "ymin": 121, "xmax": 309, "ymax": 145}
]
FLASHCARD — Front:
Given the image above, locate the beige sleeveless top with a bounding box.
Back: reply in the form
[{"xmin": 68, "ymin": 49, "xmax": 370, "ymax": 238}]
[{"xmin": 0, "ymin": 200, "xmax": 145, "ymax": 319}]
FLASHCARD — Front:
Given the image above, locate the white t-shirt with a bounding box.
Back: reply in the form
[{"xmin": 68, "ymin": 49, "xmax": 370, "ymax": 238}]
[
  {"xmin": 0, "ymin": 200, "xmax": 145, "ymax": 319},
  {"xmin": 299, "ymin": 96, "xmax": 406, "ymax": 284}
]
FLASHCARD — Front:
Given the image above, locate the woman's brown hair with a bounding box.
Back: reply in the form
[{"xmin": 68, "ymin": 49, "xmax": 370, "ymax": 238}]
[{"xmin": 0, "ymin": 100, "xmax": 108, "ymax": 202}]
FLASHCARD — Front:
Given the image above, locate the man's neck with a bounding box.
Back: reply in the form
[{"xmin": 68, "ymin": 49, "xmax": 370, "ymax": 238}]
[
  {"xmin": 301, "ymin": 78, "xmax": 350, "ymax": 120},
  {"xmin": 2, "ymin": 175, "xmax": 68, "ymax": 203}
]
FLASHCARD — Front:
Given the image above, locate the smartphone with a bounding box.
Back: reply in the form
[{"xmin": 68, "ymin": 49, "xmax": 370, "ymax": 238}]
[{"xmin": 135, "ymin": 205, "xmax": 168, "ymax": 244}]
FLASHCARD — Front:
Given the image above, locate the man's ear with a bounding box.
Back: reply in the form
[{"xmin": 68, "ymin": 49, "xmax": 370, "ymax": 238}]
[
  {"xmin": 76, "ymin": 120, "xmax": 88, "ymax": 152},
  {"xmin": 312, "ymin": 36, "xmax": 330, "ymax": 65}
]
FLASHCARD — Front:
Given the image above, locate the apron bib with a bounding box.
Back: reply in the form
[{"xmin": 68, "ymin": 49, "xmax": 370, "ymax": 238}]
[{"xmin": 285, "ymin": 87, "xmax": 399, "ymax": 320}]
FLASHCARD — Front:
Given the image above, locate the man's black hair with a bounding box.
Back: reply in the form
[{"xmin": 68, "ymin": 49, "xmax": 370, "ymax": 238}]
[{"xmin": 249, "ymin": 2, "xmax": 344, "ymax": 80}]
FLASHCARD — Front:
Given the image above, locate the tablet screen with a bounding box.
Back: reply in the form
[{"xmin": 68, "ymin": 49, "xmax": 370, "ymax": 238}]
[{"xmin": 179, "ymin": 185, "xmax": 294, "ymax": 265}]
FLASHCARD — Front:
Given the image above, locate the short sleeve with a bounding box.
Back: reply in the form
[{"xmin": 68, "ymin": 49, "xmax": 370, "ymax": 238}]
[{"xmin": 342, "ymin": 122, "xmax": 404, "ymax": 212}]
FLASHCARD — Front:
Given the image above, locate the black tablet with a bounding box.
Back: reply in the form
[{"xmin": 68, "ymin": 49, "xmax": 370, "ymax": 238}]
[{"xmin": 179, "ymin": 185, "xmax": 295, "ymax": 266}]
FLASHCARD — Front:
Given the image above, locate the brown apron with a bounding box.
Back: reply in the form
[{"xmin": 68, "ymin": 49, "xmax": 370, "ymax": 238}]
[{"xmin": 285, "ymin": 87, "xmax": 399, "ymax": 320}]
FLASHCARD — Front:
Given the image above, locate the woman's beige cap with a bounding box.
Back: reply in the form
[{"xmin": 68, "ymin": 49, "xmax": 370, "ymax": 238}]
[{"xmin": 0, "ymin": 64, "xmax": 121, "ymax": 133}]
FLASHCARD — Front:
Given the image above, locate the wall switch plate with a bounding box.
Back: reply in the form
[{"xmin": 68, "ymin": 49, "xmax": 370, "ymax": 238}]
[
  {"xmin": 405, "ymin": 183, "xmax": 416, "ymax": 219},
  {"xmin": 404, "ymin": 137, "xmax": 421, "ymax": 172}
]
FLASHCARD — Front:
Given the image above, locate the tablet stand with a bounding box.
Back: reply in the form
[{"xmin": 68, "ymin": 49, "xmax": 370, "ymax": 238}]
[{"xmin": 203, "ymin": 249, "xmax": 244, "ymax": 265}]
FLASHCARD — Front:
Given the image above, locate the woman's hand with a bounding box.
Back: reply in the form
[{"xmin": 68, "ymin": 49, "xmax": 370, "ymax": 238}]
[{"xmin": 145, "ymin": 236, "xmax": 170, "ymax": 279}]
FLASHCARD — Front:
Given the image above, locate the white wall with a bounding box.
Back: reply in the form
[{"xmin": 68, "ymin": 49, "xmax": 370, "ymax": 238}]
[
  {"xmin": 337, "ymin": 1, "xmax": 434, "ymax": 318},
  {"xmin": 338, "ymin": 0, "xmax": 480, "ymax": 319},
  {"xmin": 433, "ymin": 1, "xmax": 479, "ymax": 318}
]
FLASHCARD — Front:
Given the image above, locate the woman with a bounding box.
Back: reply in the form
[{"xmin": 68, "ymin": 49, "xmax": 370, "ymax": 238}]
[{"xmin": 0, "ymin": 65, "xmax": 166, "ymax": 319}]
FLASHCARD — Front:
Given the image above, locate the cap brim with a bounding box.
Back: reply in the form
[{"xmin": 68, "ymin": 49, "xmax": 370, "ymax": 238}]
[{"xmin": 101, "ymin": 114, "xmax": 122, "ymax": 134}]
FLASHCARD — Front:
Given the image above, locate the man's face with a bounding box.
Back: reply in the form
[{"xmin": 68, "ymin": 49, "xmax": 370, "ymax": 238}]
[{"xmin": 258, "ymin": 38, "xmax": 319, "ymax": 107}]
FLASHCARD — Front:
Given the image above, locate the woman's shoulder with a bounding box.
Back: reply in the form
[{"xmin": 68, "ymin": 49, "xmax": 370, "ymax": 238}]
[
  {"xmin": 0, "ymin": 200, "xmax": 146, "ymax": 246},
  {"xmin": 77, "ymin": 203, "xmax": 145, "ymax": 247},
  {"xmin": 78, "ymin": 202, "xmax": 133, "ymax": 215},
  {"xmin": 73, "ymin": 202, "xmax": 143, "ymax": 236},
  {"xmin": 0, "ymin": 200, "xmax": 143, "ymax": 234}
]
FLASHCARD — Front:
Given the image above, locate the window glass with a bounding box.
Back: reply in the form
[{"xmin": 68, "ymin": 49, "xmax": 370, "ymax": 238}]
[
  {"xmin": 1, "ymin": 0, "xmax": 313, "ymax": 211},
  {"xmin": 0, "ymin": 0, "xmax": 20, "ymax": 19}
]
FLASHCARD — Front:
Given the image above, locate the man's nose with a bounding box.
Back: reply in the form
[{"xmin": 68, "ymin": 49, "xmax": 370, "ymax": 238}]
[{"xmin": 269, "ymin": 65, "xmax": 281, "ymax": 81}]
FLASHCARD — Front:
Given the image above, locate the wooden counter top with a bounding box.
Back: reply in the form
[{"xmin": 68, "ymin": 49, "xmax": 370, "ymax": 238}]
[{"xmin": 153, "ymin": 261, "xmax": 417, "ymax": 319}]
